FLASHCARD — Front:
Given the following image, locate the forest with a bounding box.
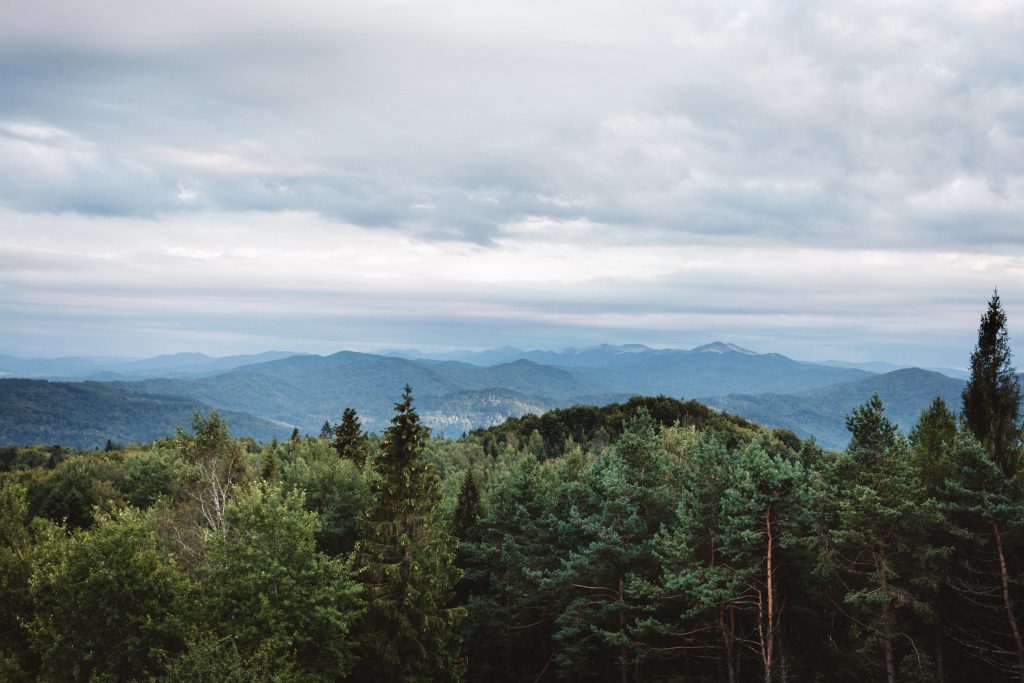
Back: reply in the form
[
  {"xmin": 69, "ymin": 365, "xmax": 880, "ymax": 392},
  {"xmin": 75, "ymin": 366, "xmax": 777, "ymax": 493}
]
[{"xmin": 1, "ymin": 292, "xmax": 1022, "ymax": 683}]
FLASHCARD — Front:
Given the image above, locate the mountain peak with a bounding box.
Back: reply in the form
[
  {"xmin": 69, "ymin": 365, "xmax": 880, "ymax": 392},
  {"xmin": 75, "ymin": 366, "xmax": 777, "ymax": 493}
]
[{"xmin": 691, "ymin": 341, "xmax": 757, "ymax": 355}]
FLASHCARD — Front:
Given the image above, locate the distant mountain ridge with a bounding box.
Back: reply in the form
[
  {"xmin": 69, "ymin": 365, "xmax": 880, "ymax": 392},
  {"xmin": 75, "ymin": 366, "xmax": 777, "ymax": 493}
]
[
  {"xmin": 0, "ymin": 343, "xmax": 992, "ymax": 448},
  {"xmin": 0, "ymin": 351, "xmax": 305, "ymax": 381}
]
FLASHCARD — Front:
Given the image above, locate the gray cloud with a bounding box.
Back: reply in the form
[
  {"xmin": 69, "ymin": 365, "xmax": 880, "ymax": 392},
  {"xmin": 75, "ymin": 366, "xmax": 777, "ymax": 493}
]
[{"xmin": 0, "ymin": 0, "xmax": 1022, "ymax": 364}]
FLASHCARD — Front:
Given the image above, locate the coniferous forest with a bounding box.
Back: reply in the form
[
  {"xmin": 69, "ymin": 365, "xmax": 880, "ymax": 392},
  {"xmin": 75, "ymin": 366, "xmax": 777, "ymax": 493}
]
[{"xmin": 1, "ymin": 292, "xmax": 1022, "ymax": 683}]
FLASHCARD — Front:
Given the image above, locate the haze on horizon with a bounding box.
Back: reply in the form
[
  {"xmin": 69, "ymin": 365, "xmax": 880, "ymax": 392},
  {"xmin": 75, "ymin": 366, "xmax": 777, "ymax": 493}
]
[{"xmin": 1, "ymin": 0, "xmax": 1022, "ymax": 369}]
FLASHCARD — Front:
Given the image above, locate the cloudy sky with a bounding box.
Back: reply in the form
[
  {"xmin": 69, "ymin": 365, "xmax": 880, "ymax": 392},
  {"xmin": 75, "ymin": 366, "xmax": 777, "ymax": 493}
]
[{"xmin": 1, "ymin": 0, "xmax": 1022, "ymax": 367}]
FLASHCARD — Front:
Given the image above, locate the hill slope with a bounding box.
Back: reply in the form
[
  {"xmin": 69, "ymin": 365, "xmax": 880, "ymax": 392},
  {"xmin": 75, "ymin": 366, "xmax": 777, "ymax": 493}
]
[
  {"xmin": 0, "ymin": 379, "xmax": 292, "ymax": 449},
  {"xmin": 703, "ymin": 368, "xmax": 968, "ymax": 449}
]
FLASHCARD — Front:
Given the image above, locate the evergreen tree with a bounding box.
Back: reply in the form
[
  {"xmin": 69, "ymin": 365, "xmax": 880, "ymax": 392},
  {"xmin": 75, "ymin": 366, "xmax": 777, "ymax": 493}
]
[
  {"xmin": 333, "ymin": 407, "xmax": 370, "ymax": 468},
  {"xmin": 352, "ymin": 386, "xmax": 463, "ymax": 682},
  {"xmin": 259, "ymin": 442, "xmax": 281, "ymax": 483},
  {"xmin": 319, "ymin": 420, "xmax": 333, "ymax": 440},
  {"xmin": 653, "ymin": 436, "xmax": 744, "ymax": 682},
  {"xmin": 452, "ymin": 469, "xmax": 482, "ymax": 544},
  {"xmin": 825, "ymin": 395, "xmax": 941, "ymax": 683},
  {"xmin": 910, "ymin": 397, "xmax": 958, "ymax": 494},
  {"xmin": 962, "ymin": 290, "xmax": 1023, "ymax": 476},
  {"xmin": 940, "ymin": 434, "xmax": 1024, "ymax": 681},
  {"xmin": 717, "ymin": 436, "xmax": 812, "ymax": 683},
  {"xmin": 290, "ymin": 427, "xmax": 301, "ymax": 444},
  {"xmin": 545, "ymin": 409, "xmax": 670, "ymax": 681}
]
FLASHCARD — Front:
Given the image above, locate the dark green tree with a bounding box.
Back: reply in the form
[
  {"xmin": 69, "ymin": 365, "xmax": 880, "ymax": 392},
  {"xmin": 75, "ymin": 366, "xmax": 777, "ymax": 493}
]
[
  {"xmin": 281, "ymin": 438, "xmax": 370, "ymax": 555},
  {"xmin": 320, "ymin": 420, "xmax": 333, "ymax": 439},
  {"xmin": 333, "ymin": 407, "xmax": 370, "ymax": 468},
  {"xmin": 259, "ymin": 442, "xmax": 281, "ymax": 483},
  {"xmin": 352, "ymin": 386, "xmax": 463, "ymax": 682},
  {"xmin": 940, "ymin": 435, "xmax": 1024, "ymax": 681},
  {"xmin": 962, "ymin": 290, "xmax": 1023, "ymax": 476},
  {"xmin": 653, "ymin": 436, "xmax": 744, "ymax": 682},
  {"xmin": 825, "ymin": 395, "xmax": 941, "ymax": 683},
  {"xmin": 910, "ymin": 397, "xmax": 958, "ymax": 494},
  {"xmin": 717, "ymin": 436, "xmax": 812, "ymax": 683},
  {"xmin": 545, "ymin": 409, "xmax": 671, "ymax": 681},
  {"xmin": 452, "ymin": 469, "xmax": 482, "ymax": 544}
]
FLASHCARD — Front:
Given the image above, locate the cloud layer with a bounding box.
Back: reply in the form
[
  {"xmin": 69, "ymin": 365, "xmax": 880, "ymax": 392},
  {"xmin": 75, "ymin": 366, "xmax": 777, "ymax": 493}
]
[{"xmin": 1, "ymin": 0, "xmax": 1022, "ymax": 365}]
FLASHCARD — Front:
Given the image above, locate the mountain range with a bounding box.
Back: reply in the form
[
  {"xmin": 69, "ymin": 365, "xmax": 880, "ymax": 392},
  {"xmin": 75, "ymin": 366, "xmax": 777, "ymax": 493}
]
[{"xmin": 0, "ymin": 343, "xmax": 989, "ymax": 449}]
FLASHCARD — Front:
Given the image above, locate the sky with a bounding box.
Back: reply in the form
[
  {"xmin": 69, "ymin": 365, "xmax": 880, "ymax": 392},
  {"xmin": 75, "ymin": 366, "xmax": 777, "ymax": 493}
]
[{"xmin": 1, "ymin": 0, "xmax": 1022, "ymax": 368}]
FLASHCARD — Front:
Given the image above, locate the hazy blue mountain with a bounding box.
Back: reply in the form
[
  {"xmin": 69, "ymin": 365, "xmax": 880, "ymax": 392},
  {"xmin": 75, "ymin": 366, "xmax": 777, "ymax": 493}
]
[
  {"xmin": 382, "ymin": 343, "xmax": 674, "ymax": 367},
  {"xmin": 814, "ymin": 358, "xmax": 969, "ymax": 380},
  {"xmin": 119, "ymin": 354, "xmax": 611, "ymax": 435},
  {"xmin": 0, "ymin": 355, "xmax": 134, "ymax": 379},
  {"xmin": 112, "ymin": 344, "xmax": 875, "ymax": 438},
  {"xmin": 573, "ymin": 348, "xmax": 872, "ymax": 397},
  {"xmin": 0, "ymin": 379, "xmax": 292, "ymax": 449},
  {"xmin": 0, "ymin": 351, "xmax": 305, "ymax": 380},
  {"xmin": 7, "ymin": 343, "xmax": 990, "ymax": 447},
  {"xmin": 702, "ymin": 368, "xmax": 969, "ymax": 449}
]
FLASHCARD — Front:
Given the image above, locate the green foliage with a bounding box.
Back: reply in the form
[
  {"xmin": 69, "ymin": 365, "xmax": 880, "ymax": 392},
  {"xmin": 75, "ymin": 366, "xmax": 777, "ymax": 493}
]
[
  {"xmin": 28, "ymin": 507, "xmax": 191, "ymax": 682},
  {"xmin": 26, "ymin": 454, "xmax": 124, "ymax": 528},
  {"xmin": 259, "ymin": 443, "xmax": 281, "ymax": 483},
  {"xmin": 962, "ymin": 290, "xmax": 1023, "ymax": 476},
  {"xmin": 122, "ymin": 446, "xmax": 182, "ymax": 508},
  {"xmin": 333, "ymin": 407, "xmax": 370, "ymax": 467},
  {"xmin": 280, "ymin": 438, "xmax": 370, "ymax": 555},
  {"xmin": 825, "ymin": 395, "xmax": 942, "ymax": 681},
  {"xmin": 0, "ymin": 481, "xmax": 35, "ymax": 680},
  {"xmin": 910, "ymin": 396, "xmax": 958, "ymax": 493},
  {"xmin": 197, "ymin": 481, "xmax": 361, "ymax": 681},
  {"xmin": 353, "ymin": 386, "xmax": 463, "ymax": 682},
  {"xmin": 0, "ymin": 378, "xmax": 287, "ymax": 449},
  {"xmin": 544, "ymin": 409, "xmax": 672, "ymax": 679}
]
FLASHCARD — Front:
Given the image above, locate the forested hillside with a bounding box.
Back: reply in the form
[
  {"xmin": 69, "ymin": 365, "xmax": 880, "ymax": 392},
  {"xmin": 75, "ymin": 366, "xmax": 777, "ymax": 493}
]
[
  {"xmin": 0, "ymin": 379, "xmax": 291, "ymax": 448},
  {"xmin": 1, "ymin": 294, "xmax": 1022, "ymax": 682}
]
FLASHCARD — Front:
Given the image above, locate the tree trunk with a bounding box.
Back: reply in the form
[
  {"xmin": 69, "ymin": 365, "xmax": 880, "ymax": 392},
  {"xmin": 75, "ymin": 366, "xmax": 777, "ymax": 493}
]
[
  {"xmin": 620, "ymin": 574, "xmax": 628, "ymax": 683},
  {"xmin": 721, "ymin": 606, "xmax": 737, "ymax": 683},
  {"xmin": 883, "ymin": 615, "xmax": 896, "ymax": 683},
  {"xmin": 935, "ymin": 607, "xmax": 945, "ymax": 683},
  {"xmin": 880, "ymin": 550, "xmax": 896, "ymax": 683},
  {"xmin": 993, "ymin": 519, "xmax": 1024, "ymax": 682},
  {"xmin": 765, "ymin": 505, "xmax": 775, "ymax": 683}
]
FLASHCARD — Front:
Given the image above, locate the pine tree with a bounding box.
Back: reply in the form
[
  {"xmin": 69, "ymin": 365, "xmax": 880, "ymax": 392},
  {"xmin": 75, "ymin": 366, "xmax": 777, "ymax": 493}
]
[
  {"xmin": 333, "ymin": 407, "xmax": 370, "ymax": 468},
  {"xmin": 545, "ymin": 409, "xmax": 670, "ymax": 681},
  {"xmin": 825, "ymin": 395, "xmax": 941, "ymax": 683},
  {"xmin": 910, "ymin": 397, "xmax": 958, "ymax": 494},
  {"xmin": 319, "ymin": 420, "xmax": 333, "ymax": 439},
  {"xmin": 352, "ymin": 386, "xmax": 463, "ymax": 682},
  {"xmin": 962, "ymin": 290, "xmax": 1023, "ymax": 476},
  {"xmin": 940, "ymin": 435, "xmax": 1024, "ymax": 681}
]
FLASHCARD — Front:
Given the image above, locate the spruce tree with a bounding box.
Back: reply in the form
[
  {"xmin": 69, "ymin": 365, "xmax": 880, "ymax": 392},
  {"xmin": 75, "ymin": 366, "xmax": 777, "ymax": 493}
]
[
  {"xmin": 962, "ymin": 290, "xmax": 1023, "ymax": 476},
  {"xmin": 333, "ymin": 407, "xmax": 370, "ymax": 468},
  {"xmin": 352, "ymin": 386, "xmax": 463, "ymax": 682}
]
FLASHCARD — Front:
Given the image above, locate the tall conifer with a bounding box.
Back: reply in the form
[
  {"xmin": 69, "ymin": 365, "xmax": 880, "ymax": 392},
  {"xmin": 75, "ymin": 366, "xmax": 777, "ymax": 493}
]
[
  {"xmin": 962, "ymin": 290, "xmax": 1023, "ymax": 476},
  {"xmin": 352, "ymin": 386, "xmax": 463, "ymax": 682}
]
